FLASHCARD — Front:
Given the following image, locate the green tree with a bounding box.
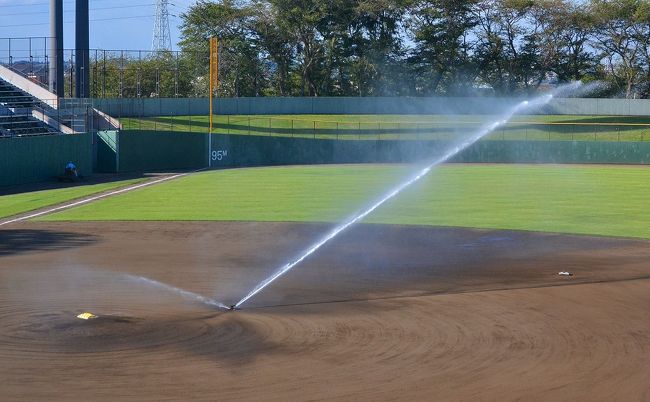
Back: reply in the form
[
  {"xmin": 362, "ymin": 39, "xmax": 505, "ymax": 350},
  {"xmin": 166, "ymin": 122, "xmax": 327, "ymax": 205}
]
[
  {"xmin": 266, "ymin": 0, "xmax": 327, "ymax": 96},
  {"xmin": 253, "ymin": 1, "xmax": 296, "ymax": 95},
  {"xmin": 589, "ymin": 0, "xmax": 648, "ymax": 98},
  {"xmin": 472, "ymin": 0, "xmax": 544, "ymax": 94},
  {"xmin": 531, "ymin": 1, "xmax": 595, "ymax": 82},
  {"xmin": 179, "ymin": 0, "xmax": 267, "ymax": 97},
  {"xmin": 409, "ymin": 0, "xmax": 478, "ymax": 95}
]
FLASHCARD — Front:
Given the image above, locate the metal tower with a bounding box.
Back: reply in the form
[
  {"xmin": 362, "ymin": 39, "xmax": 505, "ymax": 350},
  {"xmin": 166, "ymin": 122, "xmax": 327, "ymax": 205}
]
[
  {"xmin": 76, "ymin": 0, "xmax": 90, "ymax": 98},
  {"xmin": 152, "ymin": 0, "xmax": 172, "ymax": 51},
  {"xmin": 50, "ymin": 0, "xmax": 64, "ymax": 97}
]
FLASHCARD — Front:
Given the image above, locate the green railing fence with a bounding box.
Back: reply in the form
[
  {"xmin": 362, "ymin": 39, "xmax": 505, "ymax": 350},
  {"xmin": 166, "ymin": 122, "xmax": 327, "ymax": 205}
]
[{"xmin": 120, "ymin": 115, "xmax": 650, "ymax": 143}]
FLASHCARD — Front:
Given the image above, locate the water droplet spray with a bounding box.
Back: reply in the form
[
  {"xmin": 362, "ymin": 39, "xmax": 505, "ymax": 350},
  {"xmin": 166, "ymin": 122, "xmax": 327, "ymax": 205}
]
[{"xmin": 234, "ymin": 83, "xmax": 583, "ymax": 308}]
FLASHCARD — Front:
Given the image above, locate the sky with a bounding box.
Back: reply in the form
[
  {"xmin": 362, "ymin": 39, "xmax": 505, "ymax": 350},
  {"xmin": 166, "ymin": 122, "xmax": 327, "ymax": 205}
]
[{"xmin": 0, "ymin": 0, "xmax": 195, "ymax": 51}]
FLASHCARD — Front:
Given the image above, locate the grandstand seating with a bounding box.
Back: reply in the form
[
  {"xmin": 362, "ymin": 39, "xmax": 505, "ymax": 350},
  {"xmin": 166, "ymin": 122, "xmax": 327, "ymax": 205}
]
[{"xmin": 0, "ymin": 78, "xmax": 60, "ymax": 137}]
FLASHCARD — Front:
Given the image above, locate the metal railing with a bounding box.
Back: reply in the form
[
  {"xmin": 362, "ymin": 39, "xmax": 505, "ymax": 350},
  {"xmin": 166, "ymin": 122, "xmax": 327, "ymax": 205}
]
[
  {"xmin": 0, "ymin": 37, "xmax": 51, "ymax": 89},
  {"xmin": 0, "ymin": 97, "xmax": 92, "ymax": 138},
  {"xmin": 113, "ymin": 109, "xmax": 650, "ymax": 142}
]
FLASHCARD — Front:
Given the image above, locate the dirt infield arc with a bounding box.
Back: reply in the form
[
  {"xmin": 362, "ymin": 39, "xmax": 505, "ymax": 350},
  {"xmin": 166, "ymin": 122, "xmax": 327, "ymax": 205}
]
[{"xmin": 1, "ymin": 221, "xmax": 650, "ymax": 401}]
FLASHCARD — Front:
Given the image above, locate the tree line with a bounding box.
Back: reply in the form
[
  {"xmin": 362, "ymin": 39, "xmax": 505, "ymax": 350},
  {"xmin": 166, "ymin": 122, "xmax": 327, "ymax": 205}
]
[{"xmin": 177, "ymin": 0, "xmax": 650, "ymax": 98}]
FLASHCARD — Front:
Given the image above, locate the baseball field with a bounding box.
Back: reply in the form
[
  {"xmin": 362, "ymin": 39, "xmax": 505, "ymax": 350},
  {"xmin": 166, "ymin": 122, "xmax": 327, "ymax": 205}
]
[{"xmin": 1, "ymin": 162, "xmax": 650, "ymax": 400}]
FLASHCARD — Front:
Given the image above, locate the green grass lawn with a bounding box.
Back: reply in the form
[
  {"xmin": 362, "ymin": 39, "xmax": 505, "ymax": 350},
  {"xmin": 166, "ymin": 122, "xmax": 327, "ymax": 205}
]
[
  {"xmin": 41, "ymin": 164, "xmax": 650, "ymax": 239},
  {"xmin": 121, "ymin": 114, "xmax": 650, "ymax": 142},
  {"xmin": 0, "ymin": 179, "xmax": 145, "ymax": 219}
]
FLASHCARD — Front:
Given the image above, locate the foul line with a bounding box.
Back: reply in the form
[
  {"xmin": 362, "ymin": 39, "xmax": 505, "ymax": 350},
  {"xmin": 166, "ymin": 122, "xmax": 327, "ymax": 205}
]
[{"xmin": 0, "ymin": 170, "xmax": 203, "ymax": 227}]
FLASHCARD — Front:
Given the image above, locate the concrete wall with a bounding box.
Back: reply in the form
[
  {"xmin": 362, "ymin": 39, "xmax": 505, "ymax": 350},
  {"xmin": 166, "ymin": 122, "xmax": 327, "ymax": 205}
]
[
  {"xmin": 0, "ymin": 133, "xmax": 92, "ymax": 186},
  {"xmin": 94, "ymin": 98, "xmax": 206, "ymax": 119},
  {"xmin": 93, "ymin": 97, "xmax": 650, "ymax": 118}
]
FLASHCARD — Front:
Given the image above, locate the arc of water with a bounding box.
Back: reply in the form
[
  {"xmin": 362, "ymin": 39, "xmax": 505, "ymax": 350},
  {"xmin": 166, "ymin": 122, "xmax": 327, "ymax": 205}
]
[
  {"xmin": 234, "ymin": 85, "xmax": 579, "ymax": 309},
  {"xmin": 125, "ymin": 274, "xmax": 230, "ymax": 310}
]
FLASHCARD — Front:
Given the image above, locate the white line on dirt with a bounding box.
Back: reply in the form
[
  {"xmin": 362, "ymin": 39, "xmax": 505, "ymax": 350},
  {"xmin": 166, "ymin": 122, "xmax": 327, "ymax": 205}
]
[{"xmin": 0, "ymin": 170, "xmax": 202, "ymax": 227}]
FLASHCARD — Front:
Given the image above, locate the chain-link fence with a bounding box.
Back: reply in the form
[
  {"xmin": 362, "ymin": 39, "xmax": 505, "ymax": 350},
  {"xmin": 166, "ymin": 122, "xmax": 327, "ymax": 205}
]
[
  {"xmin": 0, "ymin": 38, "xmax": 210, "ymax": 99},
  {"xmin": 86, "ymin": 49, "xmax": 209, "ymax": 99}
]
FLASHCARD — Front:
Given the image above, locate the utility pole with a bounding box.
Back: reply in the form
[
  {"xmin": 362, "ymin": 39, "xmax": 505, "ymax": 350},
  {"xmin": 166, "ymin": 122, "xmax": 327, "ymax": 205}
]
[{"xmin": 152, "ymin": 0, "xmax": 172, "ymax": 52}]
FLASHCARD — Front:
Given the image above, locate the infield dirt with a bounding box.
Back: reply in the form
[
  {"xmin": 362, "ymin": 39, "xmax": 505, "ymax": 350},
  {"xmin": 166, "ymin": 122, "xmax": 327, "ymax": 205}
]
[{"xmin": 1, "ymin": 222, "xmax": 649, "ymax": 401}]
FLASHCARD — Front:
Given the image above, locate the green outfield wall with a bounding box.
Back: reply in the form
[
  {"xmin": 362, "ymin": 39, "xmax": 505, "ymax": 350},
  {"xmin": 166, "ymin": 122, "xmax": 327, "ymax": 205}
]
[
  {"xmin": 6, "ymin": 131, "xmax": 648, "ymax": 188},
  {"xmin": 98, "ymin": 130, "xmax": 207, "ymax": 173},
  {"xmin": 454, "ymin": 140, "xmax": 650, "ymax": 164},
  {"xmin": 209, "ymin": 134, "xmax": 650, "ymax": 167},
  {"xmin": 0, "ymin": 133, "xmax": 92, "ymax": 186},
  {"xmin": 96, "ymin": 131, "xmax": 118, "ymax": 173},
  {"xmin": 94, "ymin": 131, "xmax": 650, "ymax": 174}
]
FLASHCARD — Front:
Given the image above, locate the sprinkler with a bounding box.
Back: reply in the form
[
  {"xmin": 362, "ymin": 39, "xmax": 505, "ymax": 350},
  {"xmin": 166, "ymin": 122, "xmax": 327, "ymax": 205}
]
[{"xmin": 228, "ymin": 305, "xmax": 239, "ymax": 311}]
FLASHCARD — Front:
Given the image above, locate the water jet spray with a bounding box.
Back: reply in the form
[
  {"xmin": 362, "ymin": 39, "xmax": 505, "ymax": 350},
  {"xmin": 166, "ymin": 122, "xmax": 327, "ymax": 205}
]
[
  {"xmin": 233, "ymin": 83, "xmax": 584, "ymax": 309},
  {"xmin": 124, "ymin": 274, "xmax": 230, "ymax": 310}
]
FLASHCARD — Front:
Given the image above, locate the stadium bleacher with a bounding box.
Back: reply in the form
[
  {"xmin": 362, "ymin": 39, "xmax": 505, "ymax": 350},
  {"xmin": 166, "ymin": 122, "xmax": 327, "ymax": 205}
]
[{"xmin": 0, "ymin": 78, "xmax": 60, "ymax": 137}]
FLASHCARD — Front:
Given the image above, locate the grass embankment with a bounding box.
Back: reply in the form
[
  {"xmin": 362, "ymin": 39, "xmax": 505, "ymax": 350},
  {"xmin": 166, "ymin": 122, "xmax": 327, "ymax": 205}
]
[
  {"xmin": 121, "ymin": 114, "xmax": 650, "ymax": 142},
  {"xmin": 0, "ymin": 179, "xmax": 145, "ymax": 219},
  {"xmin": 42, "ymin": 164, "xmax": 650, "ymax": 239}
]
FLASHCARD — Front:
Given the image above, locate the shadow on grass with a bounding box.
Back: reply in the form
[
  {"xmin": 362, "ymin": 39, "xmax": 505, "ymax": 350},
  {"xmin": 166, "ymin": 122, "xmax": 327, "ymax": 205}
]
[
  {"xmin": 0, "ymin": 172, "xmax": 150, "ymax": 197},
  {"xmin": 0, "ymin": 229, "xmax": 98, "ymax": 256},
  {"xmin": 125, "ymin": 116, "xmax": 650, "ymax": 140}
]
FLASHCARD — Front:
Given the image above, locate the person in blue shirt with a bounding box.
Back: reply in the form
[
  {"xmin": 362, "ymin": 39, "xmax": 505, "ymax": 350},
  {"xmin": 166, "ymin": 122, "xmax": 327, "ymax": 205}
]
[{"xmin": 65, "ymin": 161, "xmax": 78, "ymax": 177}]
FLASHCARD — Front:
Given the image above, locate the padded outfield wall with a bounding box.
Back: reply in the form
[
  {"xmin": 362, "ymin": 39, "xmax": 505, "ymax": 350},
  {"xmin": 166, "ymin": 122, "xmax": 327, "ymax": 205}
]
[
  {"xmin": 208, "ymin": 135, "xmax": 650, "ymax": 167},
  {"xmin": 117, "ymin": 131, "xmax": 207, "ymax": 172},
  {"xmin": 97, "ymin": 130, "xmax": 207, "ymax": 173},
  {"xmin": 93, "ymin": 97, "xmax": 650, "ymax": 118},
  {"xmin": 0, "ymin": 133, "xmax": 92, "ymax": 187},
  {"xmin": 96, "ymin": 131, "xmax": 650, "ymax": 174}
]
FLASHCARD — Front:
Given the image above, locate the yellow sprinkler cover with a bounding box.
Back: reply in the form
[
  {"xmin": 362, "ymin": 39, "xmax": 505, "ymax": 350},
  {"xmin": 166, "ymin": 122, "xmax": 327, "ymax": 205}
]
[{"xmin": 76, "ymin": 312, "xmax": 98, "ymax": 320}]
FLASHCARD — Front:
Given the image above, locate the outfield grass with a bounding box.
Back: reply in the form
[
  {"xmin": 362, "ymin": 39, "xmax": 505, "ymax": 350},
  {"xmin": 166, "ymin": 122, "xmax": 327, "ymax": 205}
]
[
  {"xmin": 42, "ymin": 164, "xmax": 650, "ymax": 239},
  {"xmin": 121, "ymin": 114, "xmax": 650, "ymax": 142},
  {"xmin": 0, "ymin": 179, "xmax": 145, "ymax": 219}
]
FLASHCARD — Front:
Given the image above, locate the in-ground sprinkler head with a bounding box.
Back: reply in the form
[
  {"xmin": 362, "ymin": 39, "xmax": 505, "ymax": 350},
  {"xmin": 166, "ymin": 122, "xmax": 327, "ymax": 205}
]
[{"xmin": 229, "ymin": 305, "xmax": 238, "ymax": 311}]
